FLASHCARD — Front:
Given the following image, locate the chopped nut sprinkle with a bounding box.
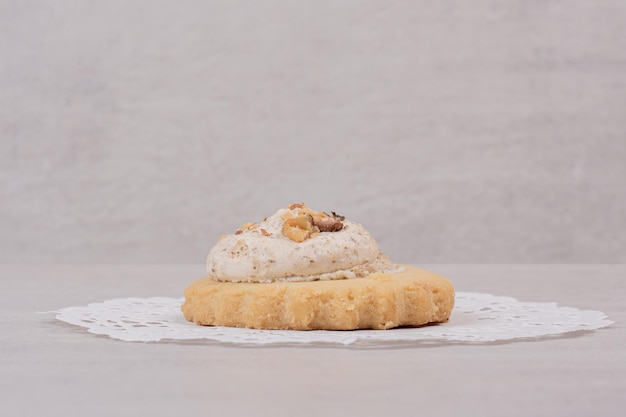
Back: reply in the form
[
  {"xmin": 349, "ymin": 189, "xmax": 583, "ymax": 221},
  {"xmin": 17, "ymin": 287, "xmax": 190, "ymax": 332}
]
[{"xmin": 281, "ymin": 203, "xmax": 345, "ymax": 242}]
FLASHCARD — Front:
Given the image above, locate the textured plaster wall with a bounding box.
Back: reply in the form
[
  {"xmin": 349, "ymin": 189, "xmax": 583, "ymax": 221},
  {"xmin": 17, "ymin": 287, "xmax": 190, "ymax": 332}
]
[{"xmin": 1, "ymin": 1, "xmax": 625, "ymax": 264}]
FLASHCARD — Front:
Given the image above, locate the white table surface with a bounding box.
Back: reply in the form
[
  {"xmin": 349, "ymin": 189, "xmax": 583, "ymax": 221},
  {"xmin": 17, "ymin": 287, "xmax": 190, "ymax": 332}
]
[{"xmin": 2, "ymin": 264, "xmax": 624, "ymax": 417}]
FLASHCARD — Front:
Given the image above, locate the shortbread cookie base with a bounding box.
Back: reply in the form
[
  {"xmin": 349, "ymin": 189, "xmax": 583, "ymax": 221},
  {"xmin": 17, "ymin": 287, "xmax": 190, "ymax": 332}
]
[{"xmin": 181, "ymin": 265, "xmax": 454, "ymax": 330}]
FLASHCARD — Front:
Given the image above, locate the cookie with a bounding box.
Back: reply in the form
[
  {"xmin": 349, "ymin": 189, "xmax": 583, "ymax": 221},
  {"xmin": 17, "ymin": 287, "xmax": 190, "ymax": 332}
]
[{"xmin": 181, "ymin": 265, "xmax": 454, "ymax": 330}]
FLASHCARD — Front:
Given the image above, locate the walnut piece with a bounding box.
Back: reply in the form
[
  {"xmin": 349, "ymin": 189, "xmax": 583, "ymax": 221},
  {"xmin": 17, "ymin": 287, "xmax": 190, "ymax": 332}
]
[
  {"xmin": 313, "ymin": 216, "xmax": 344, "ymax": 232},
  {"xmin": 282, "ymin": 214, "xmax": 314, "ymax": 243},
  {"xmin": 282, "ymin": 226, "xmax": 309, "ymax": 243},
  {"xmin": 285, "ymin": 214, "xmax": 313, "ymax": 230}
]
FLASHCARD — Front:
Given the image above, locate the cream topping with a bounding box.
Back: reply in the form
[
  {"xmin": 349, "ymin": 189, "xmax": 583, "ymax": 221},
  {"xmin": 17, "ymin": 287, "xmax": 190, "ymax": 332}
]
[{"xmin": 206, "ymin": 204, "xmax": 399, "ymax": 283}]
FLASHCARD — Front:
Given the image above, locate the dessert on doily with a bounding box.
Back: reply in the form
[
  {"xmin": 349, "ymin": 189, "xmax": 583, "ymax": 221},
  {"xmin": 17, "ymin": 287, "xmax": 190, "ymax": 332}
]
[{"xmin": 181, "ymin": 203, "xmax": 454, "ymax": 330}]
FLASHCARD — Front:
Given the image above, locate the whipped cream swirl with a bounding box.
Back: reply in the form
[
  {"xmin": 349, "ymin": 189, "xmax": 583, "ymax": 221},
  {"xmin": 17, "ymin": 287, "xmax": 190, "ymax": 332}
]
[{"xmin": 206, "ymin": 204, "xmax": 397, "ymax": 283}]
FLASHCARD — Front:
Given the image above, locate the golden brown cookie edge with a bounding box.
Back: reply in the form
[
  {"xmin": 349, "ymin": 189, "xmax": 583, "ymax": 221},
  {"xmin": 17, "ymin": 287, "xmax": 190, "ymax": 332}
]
[{"xmin": 181, "ymin": 265, "xmax": 454, "ymax": 331}]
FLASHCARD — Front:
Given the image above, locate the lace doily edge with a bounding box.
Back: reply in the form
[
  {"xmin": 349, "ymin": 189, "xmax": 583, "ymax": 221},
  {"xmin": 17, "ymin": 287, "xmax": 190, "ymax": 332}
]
[{"xmin": 49, "ymin": 293, "xmax": 616, "ymax": 346}]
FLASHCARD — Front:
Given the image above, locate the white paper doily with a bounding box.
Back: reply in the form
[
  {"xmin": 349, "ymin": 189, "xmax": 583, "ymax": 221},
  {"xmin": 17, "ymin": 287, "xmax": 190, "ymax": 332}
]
[{"xmin": 53, "ymin": 292, "xmax": 613, "ymax": 346}]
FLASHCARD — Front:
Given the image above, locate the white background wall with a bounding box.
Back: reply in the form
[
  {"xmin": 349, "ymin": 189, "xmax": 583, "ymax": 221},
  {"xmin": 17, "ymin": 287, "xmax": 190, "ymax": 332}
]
[{"xmin": 1, "ymin": 0, "xmax": 625, "ymax": 264}]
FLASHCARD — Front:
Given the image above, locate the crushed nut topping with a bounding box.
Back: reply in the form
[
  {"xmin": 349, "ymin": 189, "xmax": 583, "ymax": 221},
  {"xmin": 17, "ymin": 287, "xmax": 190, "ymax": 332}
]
[
  {"xmin": 231, "ymin": 204, "xmax": 346, "ymax": 243},
  {"xmin": 282, "ymin": 214, "xmax": 314, "ymax": 243},
  {"xmin": 241, "ymin": 222, "xmax": 255, "ymax": 231},
  {"xmin": 235, "ymin": 222, "xmax": 257, "ymax": 235},
  {"xmin": 285, "ymin": 214, "xmax": 313, "ymax": 230},
  {"xmin": 281, "ymin": 203, "xmax": 345, "ymax": 242},
  {"xmin": 331, "ymin": 211, "xmax": 345, "ymax": 221},
  {"xmin": 312, "ymin": 214, "xmax": 344, "ymax": 232}
]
